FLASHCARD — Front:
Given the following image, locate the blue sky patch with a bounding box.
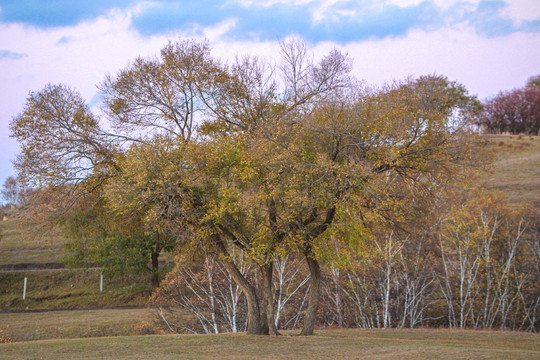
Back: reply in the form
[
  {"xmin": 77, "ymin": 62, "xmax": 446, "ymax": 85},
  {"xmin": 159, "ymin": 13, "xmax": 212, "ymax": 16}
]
[
  {"xmin": 87, "ymin": 93, "xmax": 104, "ymax": 109},
  {"xmin": 131, "ymin": 0, "xmax": 441, "ymax": 42},
  {"xmin": 0, "ymin": 0, "xmax": 132, "ymax": 27},
  {"xmin": 0, "ymin": 0, "xmax": 539, "ymax": 42},
  {"xmin": 0, "ymin": 50, "xmax": 26, "ymax": 60}
]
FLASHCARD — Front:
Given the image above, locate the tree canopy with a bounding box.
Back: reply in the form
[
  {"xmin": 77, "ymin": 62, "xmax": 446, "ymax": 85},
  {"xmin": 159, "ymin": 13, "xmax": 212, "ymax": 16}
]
[{"xmin": 10, "ymin": 39, "xmax": 484, "ymax": 335}]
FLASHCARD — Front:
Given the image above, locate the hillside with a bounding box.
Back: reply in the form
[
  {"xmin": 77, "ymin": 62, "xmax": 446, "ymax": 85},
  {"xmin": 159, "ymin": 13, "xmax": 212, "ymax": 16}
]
[
  {"xmin": 480, "ymin": 134, "xmax": 540, "ymax": 210},
  {"xmin": 0, "ymin": 219, "xmax": 66, "ymax": 265},
  {"xmin": 0, "ymin": 219, "xmax": 152, "ymax": 311}
]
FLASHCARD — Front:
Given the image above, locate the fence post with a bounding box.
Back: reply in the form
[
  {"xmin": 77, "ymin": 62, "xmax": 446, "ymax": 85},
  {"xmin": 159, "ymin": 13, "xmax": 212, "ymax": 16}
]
[
  {"xmin": 100, "ymin": 272, "xmax": 103, "ymax": 292},
  {"xmin": 22, "ymin": 277, "xmax": 27, "ymax": 300}
]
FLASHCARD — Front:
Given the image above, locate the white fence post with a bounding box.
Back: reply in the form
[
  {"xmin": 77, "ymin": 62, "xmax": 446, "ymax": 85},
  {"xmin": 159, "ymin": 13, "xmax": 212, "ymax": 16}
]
[
  {"xmin": 100, "ymin": 272, "xmax": 103, "ymax": 292},
  {"xmin": 22, "ymin": 277, "xmax": 27, "ymax": 300}
]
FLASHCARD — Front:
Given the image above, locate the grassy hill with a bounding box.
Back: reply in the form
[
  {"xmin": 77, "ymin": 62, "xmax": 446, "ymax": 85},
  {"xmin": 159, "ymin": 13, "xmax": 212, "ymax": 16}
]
[
  {"xmin": 480, "ymin": 134, "xmax": 540, "ymax": 209},
  {"xmin": 0, "ymin": 219, "xmax": 66, "ymax": 265},
  {"xmin": 0, "ymin": 269, "xmax": 151, "ymax": 310},
  {"xmin": 0, "ymin": 219, "xmax": 152, "ymax": 311}
]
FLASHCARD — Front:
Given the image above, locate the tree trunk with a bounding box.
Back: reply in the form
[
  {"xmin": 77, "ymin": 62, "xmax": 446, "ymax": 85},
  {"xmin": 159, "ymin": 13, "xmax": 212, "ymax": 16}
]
[
  {"xmin": 213, "ymin": 235, "xmax": 264, "ymax": 335},
  {"xmin": 151, "ymin": 251, "xmax": 160, "ymax": 288},
  {"xmin": 301, "ymin": 246, "xmax": 321, "ymax": 336},
  {"xmin": 261, "ymin": 262, "xmax": 280, "ymax": 335},
  {"xmin": 151, "ymin": 233, "xmax": 163, "ymax": 288}
]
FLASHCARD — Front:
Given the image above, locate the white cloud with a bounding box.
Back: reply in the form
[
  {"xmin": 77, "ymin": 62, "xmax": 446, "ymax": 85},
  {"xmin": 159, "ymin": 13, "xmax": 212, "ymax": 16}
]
[
  {"xmin": 0, "ymin": 6, "xmax": 182, "ymax": 100},
  {"xmin": 338, "ymin": 25, "xmax": 540, "ymax": 98},
  {"xmin": 385, "ymin": 0, "xmax": 540, "ymax": 26},
  {"xmin": 311, "ymin": 0, "xmax": 351, "ymax": 24},
  {"xmin": 233, "ymin": 0, "xmax": 358, "ymax": 25},
  {"xmin": 234, "ymin": 0, "xmax": 314, "ymax": 7},
  {"xmin": 383, "ymin": 0, "xmax": 424, "ymax": 7},
  {"xmin": 203, "ymin": 18, "xmax": 238, "ymax": 41},
  {"xmin": 385, "ymin": 0, "xmax": 481, "ymax": 10},
  {"xmin": 500, "ymin": 0, "xmax": 540, "ymax": 24}
]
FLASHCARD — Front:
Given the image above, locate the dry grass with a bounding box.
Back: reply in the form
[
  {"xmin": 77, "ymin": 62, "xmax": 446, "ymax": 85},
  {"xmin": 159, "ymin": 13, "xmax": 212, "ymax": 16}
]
[
  {"xmin": 0, "ymin": 328, "xmax": 538, "ymax": 359},
  {"xmin": 0, "ymin": 308, "xmax": 153, "ymax": 342},
  {"xmin": 481, "ymin": 134, "xmax": 540, "ymax": 209}
]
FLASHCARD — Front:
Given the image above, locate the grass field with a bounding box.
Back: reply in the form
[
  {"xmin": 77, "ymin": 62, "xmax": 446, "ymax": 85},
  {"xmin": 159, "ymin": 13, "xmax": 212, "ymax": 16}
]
[
  {"xmin": 0, "ymin": 308, "xmax": 153, "ymax": 342},
  {"xmin": 0, "ymin": 328, "xmax": 538, "ymax": 359}
]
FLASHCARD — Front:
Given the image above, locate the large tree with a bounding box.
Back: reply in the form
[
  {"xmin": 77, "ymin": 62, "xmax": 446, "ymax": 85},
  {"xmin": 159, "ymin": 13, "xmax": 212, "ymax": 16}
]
[
  {"xmin": 224, "ymin": 74, "xmax": 481, "ymax": 335},
  {"xmin": 10, "ymin": 39, "xmax": 481, "ymax": 335},
  {"xmin": 146, "ymin": 73, "xmax": 481, "ymax": 335},
  {"xmin": 98, "ymin": 39, "xmax": 354, "ymax": 335}
]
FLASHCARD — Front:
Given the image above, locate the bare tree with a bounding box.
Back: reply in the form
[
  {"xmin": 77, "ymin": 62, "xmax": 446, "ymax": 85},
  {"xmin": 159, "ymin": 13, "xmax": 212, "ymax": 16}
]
[
  {"xmin": 1, "ymin": 176, "xmax": 21, "ymax": 210},
  {"xmin": 151, "ymin": 250, "xmax": 250, "ymax": 334}
]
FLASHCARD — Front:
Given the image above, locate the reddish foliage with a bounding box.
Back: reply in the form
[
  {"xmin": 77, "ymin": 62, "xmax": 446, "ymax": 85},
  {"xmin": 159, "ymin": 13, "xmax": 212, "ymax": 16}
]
[{"xmin": 477, "ymin": 86, "xmax": 540, "ymax": 135}]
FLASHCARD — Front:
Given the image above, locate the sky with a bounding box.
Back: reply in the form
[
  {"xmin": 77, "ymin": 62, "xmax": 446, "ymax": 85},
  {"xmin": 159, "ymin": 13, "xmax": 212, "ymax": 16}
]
[{"xmin": 1, "ymin": 0, "xmax": 540, "ymax": 194}]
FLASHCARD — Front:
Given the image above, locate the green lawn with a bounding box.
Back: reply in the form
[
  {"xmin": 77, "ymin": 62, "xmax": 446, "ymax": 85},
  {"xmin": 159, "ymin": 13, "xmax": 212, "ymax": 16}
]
[{"xmin": 0, "ymin": 328, "xmax": 538, "ymax": 360}]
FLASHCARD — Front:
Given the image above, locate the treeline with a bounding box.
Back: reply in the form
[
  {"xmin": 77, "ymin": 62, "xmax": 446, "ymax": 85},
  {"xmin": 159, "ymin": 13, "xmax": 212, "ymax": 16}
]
[
  {"xmin": 7, "ymin": 38, "xmax": 539, "ymax": 335},
  {"xmin": 476, "ymin": 76, "xmax": 540, "ymax": 135},
  {"xmin": 152, "ymin": 189, "xmax": 539, "ymax": 333}
]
